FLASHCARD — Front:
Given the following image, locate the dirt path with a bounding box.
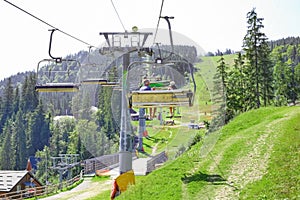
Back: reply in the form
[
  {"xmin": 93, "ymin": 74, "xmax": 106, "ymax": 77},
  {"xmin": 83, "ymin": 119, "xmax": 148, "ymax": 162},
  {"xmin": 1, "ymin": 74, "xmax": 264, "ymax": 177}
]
[
  {"xmin": 213, "ymin": 114, "xmax": 292, "ymax": 200},
  {"xmin": 151, "ymin": 143, "xmax": 158, "ymax": 155},
  {"xmin": 40, "ymin": 178, "xmax": 112, "ymax": 200}
]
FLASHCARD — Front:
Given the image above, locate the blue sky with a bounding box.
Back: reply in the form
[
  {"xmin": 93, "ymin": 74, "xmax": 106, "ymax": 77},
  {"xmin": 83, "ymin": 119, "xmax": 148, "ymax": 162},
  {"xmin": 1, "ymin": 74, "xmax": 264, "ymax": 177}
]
[{"xmin": 0, "ymin": 0, "xmax": 299, "ymax": 80}]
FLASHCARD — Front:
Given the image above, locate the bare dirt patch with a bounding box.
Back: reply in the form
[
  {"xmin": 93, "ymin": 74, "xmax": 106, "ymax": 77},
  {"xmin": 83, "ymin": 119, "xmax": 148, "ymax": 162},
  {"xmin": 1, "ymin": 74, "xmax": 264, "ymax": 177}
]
[
  {"xmin": 214, "ymin": 116, "xmax": 290, "ymax": 199},
  {"xmin": 41, "ymin": 178, "xmax": 112, "ymax": 200}
]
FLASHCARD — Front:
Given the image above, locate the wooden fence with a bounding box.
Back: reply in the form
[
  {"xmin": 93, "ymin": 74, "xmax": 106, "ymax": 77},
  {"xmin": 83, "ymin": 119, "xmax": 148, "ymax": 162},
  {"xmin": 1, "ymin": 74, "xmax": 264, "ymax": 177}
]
[
  {"xmin": 82, "ymin": 153, "xmax": 137, "ymax": 175},
  {"xmin": 0, "ymin": 174, "xmax": 81, "ymax": 199},
  {"xmin": 146, "ymin": 151, "xmax": 168, "ymax": 174}
]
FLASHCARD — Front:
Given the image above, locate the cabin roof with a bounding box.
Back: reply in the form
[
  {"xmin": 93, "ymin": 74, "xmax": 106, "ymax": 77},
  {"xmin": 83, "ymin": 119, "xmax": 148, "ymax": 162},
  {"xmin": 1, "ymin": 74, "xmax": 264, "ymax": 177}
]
[{"xmin": 0, "ymin": 170, "xmax": 41, "ymax": 192}]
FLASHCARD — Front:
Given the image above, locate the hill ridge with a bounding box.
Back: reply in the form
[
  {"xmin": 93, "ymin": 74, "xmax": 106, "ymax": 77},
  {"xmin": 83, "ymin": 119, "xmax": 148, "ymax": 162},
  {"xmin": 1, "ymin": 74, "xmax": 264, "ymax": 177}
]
[{"xmin": 114, "ymin": 106, "xmax": 300, "ymax": 200}]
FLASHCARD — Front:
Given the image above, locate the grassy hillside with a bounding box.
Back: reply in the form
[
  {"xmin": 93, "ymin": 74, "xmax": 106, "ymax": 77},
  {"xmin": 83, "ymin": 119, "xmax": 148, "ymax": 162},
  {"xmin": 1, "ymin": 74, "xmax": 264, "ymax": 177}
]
[
  {"xmin": 89, "ymin": 55, "xmax": 298, "ymax": 199},
  {"xmin": 195, "ymin": 54, "xmax": 237, "ymax": 121},
  {"xmin": 111, "ymin": 106, "xmax": 300, "ymax": 200}
]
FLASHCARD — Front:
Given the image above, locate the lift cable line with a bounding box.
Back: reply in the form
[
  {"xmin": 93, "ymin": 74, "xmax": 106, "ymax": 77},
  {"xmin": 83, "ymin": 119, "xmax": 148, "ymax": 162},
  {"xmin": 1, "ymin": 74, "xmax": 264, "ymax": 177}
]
[
  {"xmin": 3, "ymin": 0, "xmax": 96, "ymax": 48},
  {"xmin": 153, "ymin": 0, "xmax": 165, "ymax": 44},
  {"xmin": 110, "ymin": 0, "xmax": 127, "ymax": 32}
]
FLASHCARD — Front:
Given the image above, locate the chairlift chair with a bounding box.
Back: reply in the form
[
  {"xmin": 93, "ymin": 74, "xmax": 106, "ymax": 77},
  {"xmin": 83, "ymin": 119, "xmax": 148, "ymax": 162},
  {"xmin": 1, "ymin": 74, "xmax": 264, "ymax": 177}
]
[
  {"xmin": 35, "ymin": 29, "xmax": 81, "ymax": 92},
  {"xmin": 128, "ymin": 59, "xmax": 196, "ymax": 108},
  {"xmin": 80, "ymin": 67, "xmax": 120, "ymax": 87},
  {"xmin": 81, "ymin": 78, "xmax": 119, "ymax": 86},
  {"xmin": 129, "ymin": 15, "xmax": 196, "ymax": 108},
  {"xmin": 35, "ymin": 59, "xmax": 81, "ymax": 92},
  {"xmin": 80, "ymin": 46, "xmax": 120, "ymax": 87}
]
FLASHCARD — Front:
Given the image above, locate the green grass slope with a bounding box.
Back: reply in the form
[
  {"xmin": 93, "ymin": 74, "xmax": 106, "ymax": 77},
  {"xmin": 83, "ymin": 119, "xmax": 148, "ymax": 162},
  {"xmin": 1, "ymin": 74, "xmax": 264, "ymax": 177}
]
[{"xmin": 115, "ymin": 106, "xmax": 300, "ymax": 200}]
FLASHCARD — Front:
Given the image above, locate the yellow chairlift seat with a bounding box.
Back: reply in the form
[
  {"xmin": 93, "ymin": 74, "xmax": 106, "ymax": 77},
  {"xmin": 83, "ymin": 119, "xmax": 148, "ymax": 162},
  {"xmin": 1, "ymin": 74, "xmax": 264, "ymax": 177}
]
[
  {"xmin": 35, "ymin": 82, "xmax": 80, "ymax": 92},
  {"xmin": 81, "ymin": 78, "xmax": 119, "ymax": 86},
  {"xmin": 130, "ymin": 89, "xmax": 193, "ymax": 108}
]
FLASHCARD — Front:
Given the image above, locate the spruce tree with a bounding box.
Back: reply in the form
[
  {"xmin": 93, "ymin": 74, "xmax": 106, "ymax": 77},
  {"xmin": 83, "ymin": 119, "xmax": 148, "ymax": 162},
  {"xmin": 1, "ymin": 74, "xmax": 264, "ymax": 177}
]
[
  {"xmin": 0, "ymin": 120, "xmax": 13, "ymax": 169},
  {"xmin": 21, "ymin": 73, "xmax": 39, "ymax": 112},
  {"xmin": 243, "ymin": 8, "xmax": 272, "ymax": 108},
  {"xmin": 26, "ymin": 103, "xmax": 50, "ymax": 156},
  {"xmin": 0, "ymin": 78, "xmax": 14, "ymax": 132},
  {"xmin": 11, "ymin": 111, "xmax": 27, "ymax": 170},
  {"xmin": 286, "ymin": 45, "xmax": 298, "ymax": 105},
  {"xmin": 227, "ymin": 53, "xmax": 246, "ymax": 114},
  {"xmin": 215, "ymin": 54, "xmax": 228, "ymax": 98},
  {"xmin": 259, "ymin": 40, "xmax": 273, "ymax": 106},
  {"xmin": 211, "ymin": 54, "xmax": 229, "ymax": 126},
  {"xmin": 295, "ymin": 63, "xmax": 300, "ymax": 100},
  {"xmin": 272, "ymin": 46, "xmax": 289, "ymax": 106}
]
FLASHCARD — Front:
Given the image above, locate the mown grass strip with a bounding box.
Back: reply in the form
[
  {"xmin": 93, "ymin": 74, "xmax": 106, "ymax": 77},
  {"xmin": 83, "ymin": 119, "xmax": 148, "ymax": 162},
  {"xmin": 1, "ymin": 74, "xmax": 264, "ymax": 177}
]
[{"xmin": 111, "ymin": 107, "xmax": 300, "ymax": 200}]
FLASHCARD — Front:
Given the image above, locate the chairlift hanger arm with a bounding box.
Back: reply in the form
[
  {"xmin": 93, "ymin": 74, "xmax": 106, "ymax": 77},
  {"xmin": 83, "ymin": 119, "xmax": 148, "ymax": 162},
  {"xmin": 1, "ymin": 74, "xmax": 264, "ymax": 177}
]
[
  {"xmin": 101, "ymin": 33, "xmax": 111, "ymax": 47},
  {"xmin": 48, "ymin": 29, "xmax": 62, "ymax": 63},
  {"xmin": 154, "ymin": 16, "xmax": 175, "ymax": 61},
  {"xmin": 83, "ymin": 46, "xmax": 97, "ymax": 67},
  {"xmin": 159, "ymin": 16, "xmax": 174, "ymax": 53}
]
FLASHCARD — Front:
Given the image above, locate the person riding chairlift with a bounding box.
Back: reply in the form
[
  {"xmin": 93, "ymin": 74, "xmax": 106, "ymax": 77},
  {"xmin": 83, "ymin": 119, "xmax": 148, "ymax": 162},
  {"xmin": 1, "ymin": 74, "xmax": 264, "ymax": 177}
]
[
  {"xmin": 168, "ymin": 81, "xmax": 177, "ymax": 116},
  {"xmin": 140, "ymin": 79, "xmax": 156, "ymax": 119}
]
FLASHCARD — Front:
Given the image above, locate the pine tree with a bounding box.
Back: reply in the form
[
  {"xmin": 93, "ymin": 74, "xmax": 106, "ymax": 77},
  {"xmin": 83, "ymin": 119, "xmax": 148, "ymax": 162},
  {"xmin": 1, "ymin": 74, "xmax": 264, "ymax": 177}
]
[
  {"xmin": 26, "ymin": 103, "xmax": 50, "ymax": 156},
  {"xmin": 295, "ymin": 63, "xmax": 300, "ymax": 100},
  {"xmin": 0, "ymin": 120, "xmax": 13, "ymax": 169},
  {"xmin": 13, "ymin": 87, "xmax": 20, "ymax": 114},
  {"xmin": 11, "ymin": 111, "xmax": 27, "ymax": 170},
  {"xmin": 211, "ymin": 54, "xmax": 229, "ymax": 126},
  {"xmin": 272, "ymin": 46, "xmax": 289, "ymax": 106},
  {"xmin": 259, "ymin": 40, "xmax": 273, "ymax": 106},
  {"xmin": 35, "ymin": 146, "xmax": 53, "ymax": 184},
  {"xmin": 215, "ymin": 54, "xmax": 228, "ymax": 98},
  {"xmin": 96, "ymin": 86, "xmax": 119, "ymax": 140},
  {"xmin": 50, "ymin": 117, "xmax": 76, "ymax": 156},
  {"xmin": 243, "ymin": 8, "xmax": 272, "ymax": 108},
  {"xmin": 0, "ymin": 78, "xmax": 14, "ymax": 132},
  {"xmin": 227, "ymin": 53, "xmax": 246, "ymax": 114},
  {"xmin": 21, "ymin": 73, "xmax": 39, "ymax": 112},
  {"xmin": 286, "ymin": 45, "xmax": 298, "ymax": 104}
]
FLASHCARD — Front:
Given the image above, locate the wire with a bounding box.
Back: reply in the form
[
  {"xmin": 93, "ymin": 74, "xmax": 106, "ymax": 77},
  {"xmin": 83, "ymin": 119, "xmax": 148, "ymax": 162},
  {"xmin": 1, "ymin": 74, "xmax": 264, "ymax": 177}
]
[
  {"xmin": 3, "ymin": 0, "xmax": 96, "ymax": 48},
  {"xmin": 110, "ymin": 0, "xmax": 126, "ymax": 32},
  {"xmin": 153, "ymin": 0, "xmax": 165, "ymax": 44}
]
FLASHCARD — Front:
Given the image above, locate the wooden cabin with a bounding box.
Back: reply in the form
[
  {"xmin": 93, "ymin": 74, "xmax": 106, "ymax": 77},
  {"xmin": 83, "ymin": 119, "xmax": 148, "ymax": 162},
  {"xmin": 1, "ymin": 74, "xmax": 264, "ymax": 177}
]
[{"xmin": 0, "ymin": 170, "xmax": 43, "ymax": 197}]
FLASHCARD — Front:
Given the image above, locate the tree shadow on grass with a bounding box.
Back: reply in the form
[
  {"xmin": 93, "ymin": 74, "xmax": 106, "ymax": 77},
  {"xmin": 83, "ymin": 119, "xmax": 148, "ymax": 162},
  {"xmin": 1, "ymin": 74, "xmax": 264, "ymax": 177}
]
[
  {"xmin": 143, "ymin": 142, "xmax": 152, "ymax": 149},
  {"xmin": 182, "ymin": 171, "xmax": 226, "ymax": 184},
  {"xmin": 181, "ymin": 171, "xmax": 238, "ymax": 190},
  {"xmin": 145, "ymin": 136, "xmax": 166, "ymax": 143}
]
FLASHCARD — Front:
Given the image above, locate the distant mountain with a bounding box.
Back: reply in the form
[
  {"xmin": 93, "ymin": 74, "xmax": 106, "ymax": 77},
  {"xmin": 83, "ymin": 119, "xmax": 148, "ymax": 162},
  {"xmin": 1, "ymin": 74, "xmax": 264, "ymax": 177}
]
[{"xmin": 268, "ymin": 36, "xmax": 300, "ymax": 50}]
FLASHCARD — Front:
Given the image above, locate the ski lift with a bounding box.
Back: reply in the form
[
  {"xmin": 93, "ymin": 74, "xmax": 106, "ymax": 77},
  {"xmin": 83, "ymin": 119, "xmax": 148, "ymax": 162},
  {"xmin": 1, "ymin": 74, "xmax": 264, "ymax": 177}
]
[
  {"xmin": 129, "ymin": 15, "xmax": 196, "ymax": 108},
  {"xmin": 128, "ymin": 59, "xmax": 195, "ymax": 108},
  {"xmin": 35, "ymin": 58, "xmax": 81, "ymax": 92},
  {"xmin": 80, "ymin": 62, "xmax": 120, "ymax": 86},
  {"xmin": 81, "ymin": 77, "xmax": 119, "ymax": 86},
  {"xmin": 80, "ymin": 47, "xmax": 119, "ymax": 86},
  {"xmin": 35, "ymin": 29, "xmax": 81, "ymax": 92},
  {"xmin": 81, "ymin": 62, "xmax": 119, "ymax": 86}
]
